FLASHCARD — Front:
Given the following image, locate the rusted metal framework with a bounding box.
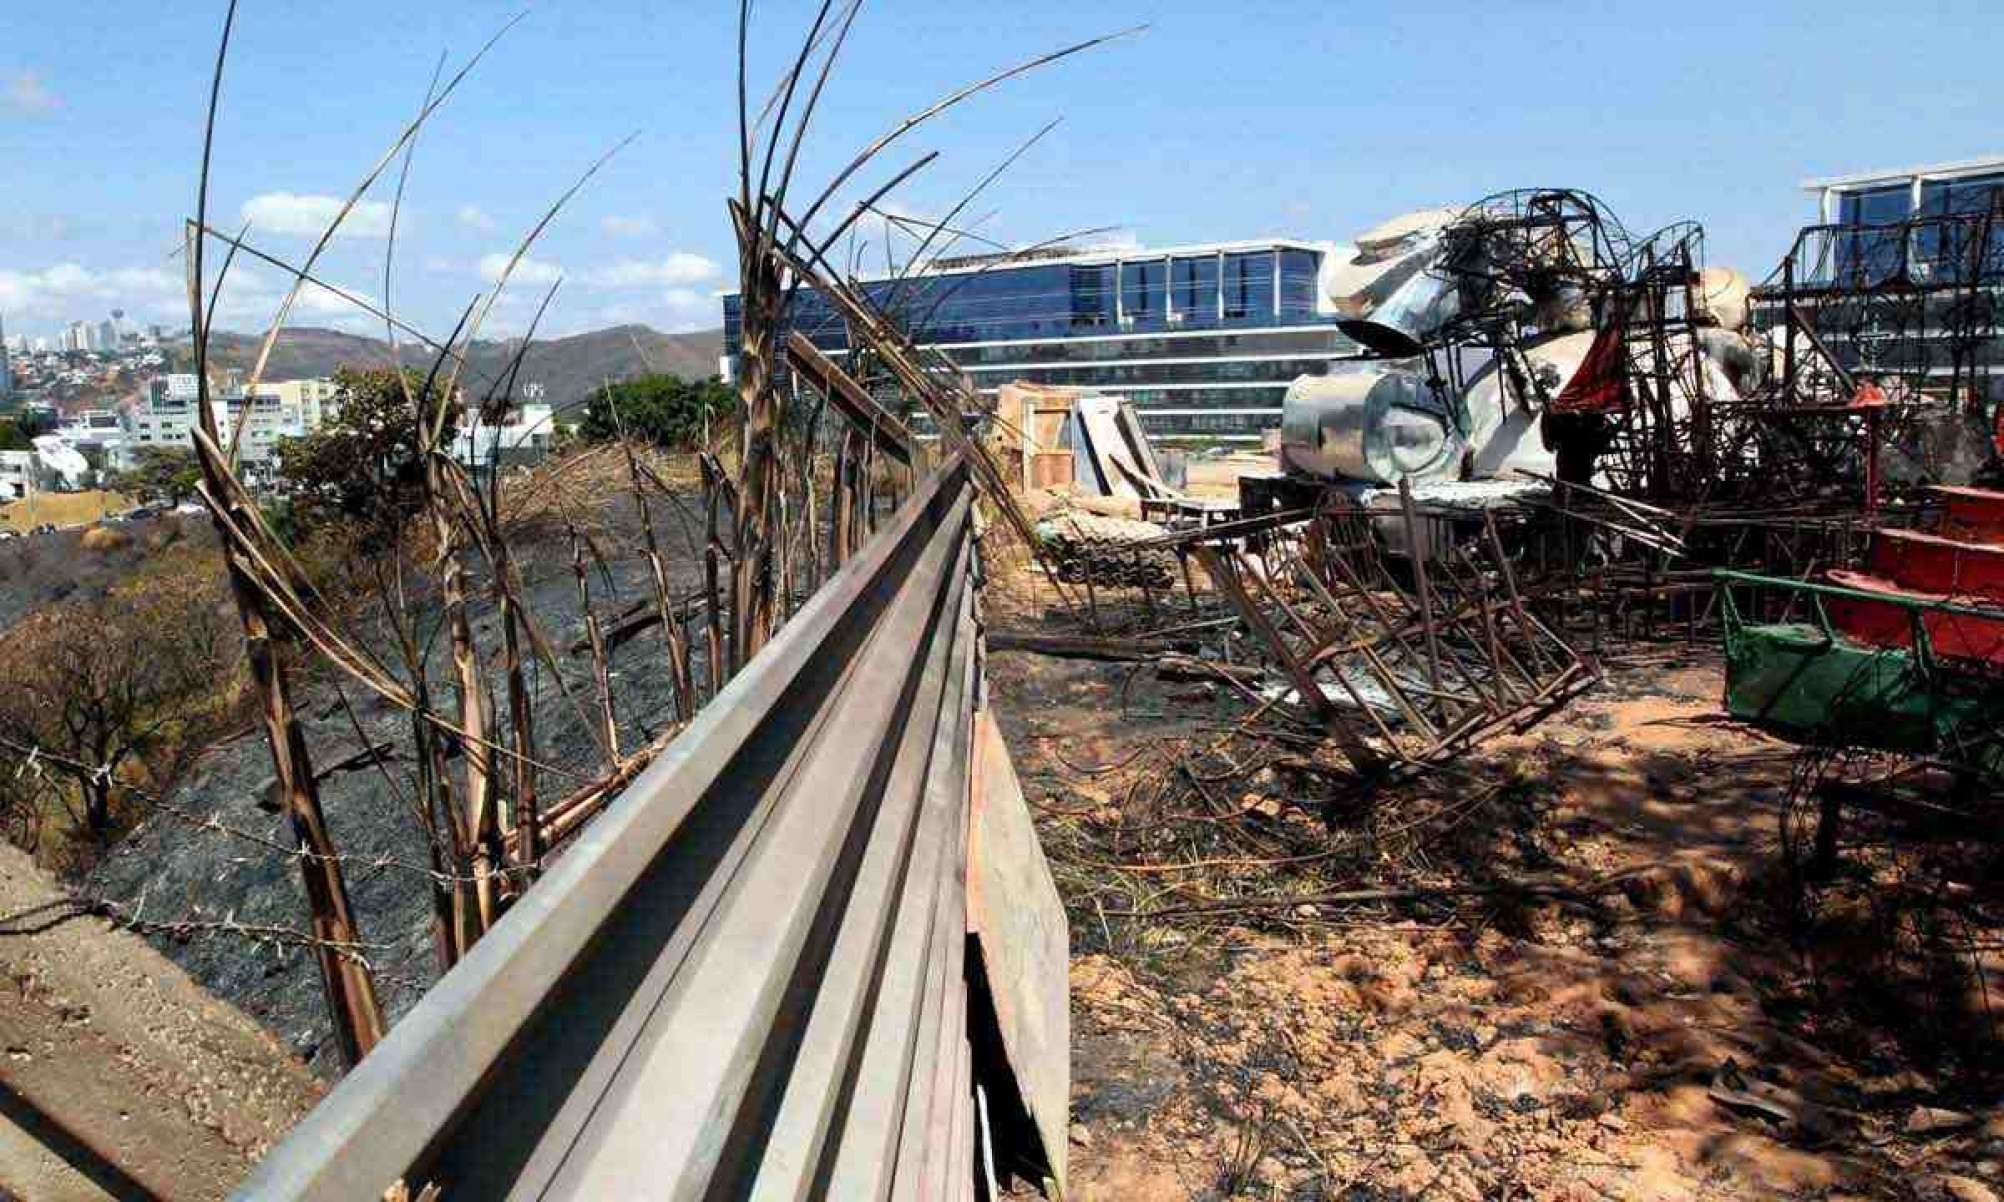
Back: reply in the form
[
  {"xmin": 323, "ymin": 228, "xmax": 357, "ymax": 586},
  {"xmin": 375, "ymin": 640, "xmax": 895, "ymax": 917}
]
[
  {"xmin": 1193, "ymin": 486, "xmax": 1597, "ymax": 775},
  {"xmin": 1600, "ymin": 224, "xmax": 1736, "ymax": 500},
  {"xmin": 1757, "ymin": 198, "xmax": 2004, "ymax": 410},
  {"xmin": 1414, "ymin": 189, "xmax": 1630, "ymax": 404},
  {"xmin": 1744, "ymin": 197, "xmax": 2004, "ymax": 498},
  {"xmin": 1401, "ymin": 192, "xmax": 1760, "ymax": 505}
]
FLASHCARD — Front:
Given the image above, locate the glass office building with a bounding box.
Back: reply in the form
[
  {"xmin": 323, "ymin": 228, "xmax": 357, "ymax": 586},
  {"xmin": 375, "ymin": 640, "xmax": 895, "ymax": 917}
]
[{"xmin": 721, "ymin": 239, "xmax": 1361, "ymax": 438}]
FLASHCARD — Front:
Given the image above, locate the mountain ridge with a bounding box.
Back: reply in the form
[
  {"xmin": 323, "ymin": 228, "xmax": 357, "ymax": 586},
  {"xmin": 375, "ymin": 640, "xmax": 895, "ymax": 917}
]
[{"xmin": 183, "ymin": 324, "xmax": 726, "ymax": 408}]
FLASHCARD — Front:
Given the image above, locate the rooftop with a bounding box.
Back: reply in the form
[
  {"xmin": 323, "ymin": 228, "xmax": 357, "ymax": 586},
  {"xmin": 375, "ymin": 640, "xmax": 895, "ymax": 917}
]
[
  {"xmin": 1801, "ymin": 154, "xmax": 2004, "ymax": 192},
  {"xmin": 726, "ymin": 236, "xmax": 1349, "ymax": 297}
]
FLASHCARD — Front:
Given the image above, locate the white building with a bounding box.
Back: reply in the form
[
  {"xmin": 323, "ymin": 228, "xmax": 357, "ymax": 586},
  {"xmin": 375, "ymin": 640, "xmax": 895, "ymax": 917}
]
[
  {"xmin": 55, "ymin": 409, "xmax": 135, "ymax": 473},
  {"xmin": 130, "ymin": 374, "xmax": 343, "ymax": 471},
  {"xmin": 226, "ymin": 378, "xmax": 343, "ymax": 468},
  {"xmin": 120, "ymin": 374, "xmax": 553, "ymax": 487},
  {"xmin": 0, "ymin": 450, "xmax": 38, "ymax": 501},
  {"xmin": 453, "ymin": 402, "xmax": 556, "ymax": 470}
]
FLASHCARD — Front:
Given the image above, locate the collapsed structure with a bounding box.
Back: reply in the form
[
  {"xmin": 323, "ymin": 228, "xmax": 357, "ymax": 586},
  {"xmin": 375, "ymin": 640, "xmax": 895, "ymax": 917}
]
[
  {"xmin": 1006, "ymin": 179, "xmax": 2004, "ymax": 839},
  {"xmin": 1285, "ymin": 190, "xmax": 1771, "ymax": 504},
  {"xmin": 1280, "ymin": 170, "xmax": 2003, "ymax": 516}
]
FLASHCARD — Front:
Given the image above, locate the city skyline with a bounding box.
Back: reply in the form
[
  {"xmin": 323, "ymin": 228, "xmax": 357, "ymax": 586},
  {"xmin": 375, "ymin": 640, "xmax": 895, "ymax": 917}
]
[{"xmin": 2, "ymin": 0, "xmax": 2000, "ymax": 345}]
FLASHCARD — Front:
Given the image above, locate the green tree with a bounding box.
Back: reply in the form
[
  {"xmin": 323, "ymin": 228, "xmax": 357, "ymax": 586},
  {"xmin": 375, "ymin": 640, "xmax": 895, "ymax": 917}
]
[
  {"xmin": 111, "ymin": 446, "xmax": 204, "ymax": 504},
  {"xmin": 578, "ymin": 374, "xmax": 737, "ymax": 450},
  {"xmin": 274, "ymin": 367, "xmax": 455, "ymax": 542},
  {"xmin": 0, "ymin": 410, "xmax": 53, "ymax": 447}
]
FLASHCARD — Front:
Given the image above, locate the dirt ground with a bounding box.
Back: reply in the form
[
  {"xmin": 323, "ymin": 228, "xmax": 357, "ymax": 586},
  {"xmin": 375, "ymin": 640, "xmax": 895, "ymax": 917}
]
[
  {"xmin": 986, "ymin": 632, "xmax": 2004, "ymax": 1201},
  {"xmin": 0, "ymin": 489, "xmax": 129, "ymax": 534},
  {"xmin": 0, "ymin": 845, "xmax": 323, "ymax": 1200}
]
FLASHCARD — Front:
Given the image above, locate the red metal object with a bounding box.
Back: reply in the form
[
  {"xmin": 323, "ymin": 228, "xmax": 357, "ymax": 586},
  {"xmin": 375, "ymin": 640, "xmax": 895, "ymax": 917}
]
[
  {"xmin": 1825, "ymin": 570, "xmax": 2004, "ymax": 666},
  {"xmin": 1931, "ymin": 485, "xmax": 2004, "ymax": 544},
  {"xmin": 1847, "ymin": 382, "xmax": 1889, "ymax": 516},
  {"xmin": 1866, "ymin": 528, "xmax": 2004, "ymax": 600},
  {"xmin": 1827, "ymin": 491, "xmax": 2004, "ymax": 666}
]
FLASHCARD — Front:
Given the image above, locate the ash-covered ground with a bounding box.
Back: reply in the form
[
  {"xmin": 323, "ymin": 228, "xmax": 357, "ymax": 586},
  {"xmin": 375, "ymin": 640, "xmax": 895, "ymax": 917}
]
[{"xmin": 88, "ymin": 490, "xmax": 712, "ymax": 1075}]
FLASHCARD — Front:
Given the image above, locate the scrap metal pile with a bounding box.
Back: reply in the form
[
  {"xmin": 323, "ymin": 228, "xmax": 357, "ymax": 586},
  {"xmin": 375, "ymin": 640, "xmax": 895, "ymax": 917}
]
[
  {"xmin": 1294, "ymin": 184, "xmax": 2004, "ymax": 517},
  {"xmin": 1191, "ymin": 487, "xmax": 1596, "ymax": 776},
  {"xmin": 1295, "ymin": 189, "xmax": 1769, "ymax": 504},
  {"xmin": 1748, "ymin": 193, "xmax": 2004, "ymax": 493}
]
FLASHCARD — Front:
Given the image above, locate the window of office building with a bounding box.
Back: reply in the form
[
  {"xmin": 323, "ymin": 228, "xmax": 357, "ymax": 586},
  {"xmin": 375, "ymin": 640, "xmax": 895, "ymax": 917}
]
[
  {"xmin": 1835, "ymin": 185, "xmax": 1910, "ymax": 287},
  {"xmin": 890, "ymin": 265, "xmax": 1073, "ymax": 343},
  {"xmin": 1120, "ymin": 259, "xmax": 1165, "ymax": 325},
  {"xmin": 947, "ymin": 327, "xmax": 1354, "ymax": 367},
  {"xmin": 1914, "ymin": 175, "xmax": 2004, "ymax": 285},
  {"xmin": 988, "ymin": 356, "xmax": 1332, "ymax": 389},
  {"xmin": 1222, "ymin": 252, "xmax": 1274, "ymax": 322},
  {"xmin": 1921, "ymin": 173, "xmax": 2004, "ymax": 216},
  {"xmin": 1838, "ymin": 185, "xmax": 1911, "ymax": 227},
  {"xmin": 1069, "ymin": 264, "xmax": 1117, "ymax": 330},
  {"xmin": 1277, "ymin": 249, "xmax": 1320, "ymax": 320},
  {"xmin": 1172, "ymin": 255, "xmax": 1219, "ymax": 324}
]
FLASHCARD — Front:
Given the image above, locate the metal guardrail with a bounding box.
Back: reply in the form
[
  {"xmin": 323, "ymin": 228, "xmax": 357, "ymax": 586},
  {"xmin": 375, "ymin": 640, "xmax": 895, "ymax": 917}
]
[{"xmin": 237, "ymin": 455, "xmax": 1029, "ymax": 1200}]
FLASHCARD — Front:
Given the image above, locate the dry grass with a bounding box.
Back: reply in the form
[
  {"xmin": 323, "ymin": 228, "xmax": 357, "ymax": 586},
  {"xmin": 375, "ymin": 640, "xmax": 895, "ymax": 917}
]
[
  {"xmin": 79, "ymin": 525, "xmax": 135, "ymax": 552},
  {"xmin": 0, "ymin": 490, "xmax": 130, "ymax": 533}
]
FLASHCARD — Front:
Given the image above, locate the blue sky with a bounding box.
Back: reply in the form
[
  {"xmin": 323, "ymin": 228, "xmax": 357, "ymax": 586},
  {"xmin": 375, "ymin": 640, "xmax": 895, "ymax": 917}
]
[{"xmin": 0, "ymin": 0, "xmax": 1996, "ymax": 342}]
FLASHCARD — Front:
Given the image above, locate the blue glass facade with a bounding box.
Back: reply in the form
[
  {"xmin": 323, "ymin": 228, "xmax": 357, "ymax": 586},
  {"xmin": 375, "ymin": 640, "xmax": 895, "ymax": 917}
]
[
  {"xmin": 1826, "ymin": 171, "xmax": 2004, "ymax": 287},
  {"xmin": 722, "ymin": 241, "xmax": 1356, "ymax": 438}
]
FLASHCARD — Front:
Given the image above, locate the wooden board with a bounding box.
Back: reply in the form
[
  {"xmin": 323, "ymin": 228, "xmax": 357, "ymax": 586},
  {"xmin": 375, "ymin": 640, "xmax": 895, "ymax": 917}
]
[{"xmin": 964, "ymin": 708, "xmax": 1070, "ymax": 1192}]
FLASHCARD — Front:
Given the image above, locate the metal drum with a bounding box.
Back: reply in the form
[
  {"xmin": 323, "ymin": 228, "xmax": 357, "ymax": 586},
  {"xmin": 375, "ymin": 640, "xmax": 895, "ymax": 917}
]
[{"xmin": 1280, "ymin": 366, "xmax": 1460, "ymax": 485}]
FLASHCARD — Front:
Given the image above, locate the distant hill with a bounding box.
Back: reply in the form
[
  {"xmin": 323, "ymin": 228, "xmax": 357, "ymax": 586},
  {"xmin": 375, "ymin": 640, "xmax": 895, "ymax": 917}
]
[{"xmin": 184, "ymin": 325, "xmax": 726, "ymax": 408}]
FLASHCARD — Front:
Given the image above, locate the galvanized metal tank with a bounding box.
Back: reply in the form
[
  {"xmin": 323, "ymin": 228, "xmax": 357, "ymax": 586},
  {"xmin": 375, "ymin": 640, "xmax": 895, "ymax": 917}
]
[
  {"xmin": 1279, "ymin": 367, "xmax": 1460, "ymax": 485},
  {"xmin": 1336, "ymin": 268, "xmax": 1461, "ymax": 358}
]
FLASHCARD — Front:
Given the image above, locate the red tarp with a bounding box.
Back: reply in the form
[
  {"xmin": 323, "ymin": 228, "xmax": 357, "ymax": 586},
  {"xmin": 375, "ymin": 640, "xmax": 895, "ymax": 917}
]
[{"xmin": 1548, "ymin": 325, "xmax": 1630, "ymax": 414}]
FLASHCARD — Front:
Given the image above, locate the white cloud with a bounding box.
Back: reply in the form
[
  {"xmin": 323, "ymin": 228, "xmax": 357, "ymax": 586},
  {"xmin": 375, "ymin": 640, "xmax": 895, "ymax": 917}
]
[
  {"xmin": 600, "ymin": 214, "xmax": 658, "ymax": 239},
  {"xmin": 457, "ymin": 205, "xmax": 497, "ymax": 233},
  {"xmin": 204, "ymin": 270, "xmax": 383, "ymax": 333},
  {"xmin": 478, "ymin": 252, "xmax": 563, "ymax": 285},
  {"xmin": 240, "ymin": 192, "xmax": 394, "ymax": 239},
  {"xmin": 5, "ymin": 71, "xmax": 58, "ymax": 115},
  {"xmin": 0, "ymin": 262, "xmax": 182, "ymax": 325},
  {"xmin": 587, "ymin": 252, "xmax": 719, "ymax": 289},
  {"xmin": 0, "ymin": 256, "xmax": 387, "ymax": 335}
]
